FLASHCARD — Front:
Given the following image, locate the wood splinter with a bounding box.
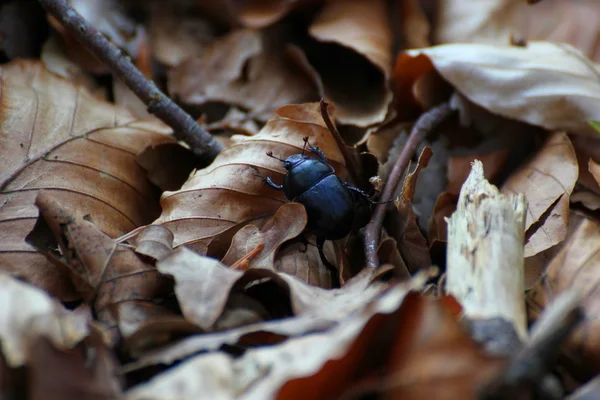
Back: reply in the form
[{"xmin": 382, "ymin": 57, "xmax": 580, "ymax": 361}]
[{"xmin": 446, "ymin": 160, "xmax": 527, "ymax": 355}]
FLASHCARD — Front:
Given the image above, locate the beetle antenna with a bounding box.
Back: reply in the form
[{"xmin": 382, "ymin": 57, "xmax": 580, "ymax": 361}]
[
  {"xmin": 301, "ymin": 136, "xmax": 309, "ymax": 156},
  {"xmin": 266, "ymin": 151, "xmax": 285, "ymax": 162}
]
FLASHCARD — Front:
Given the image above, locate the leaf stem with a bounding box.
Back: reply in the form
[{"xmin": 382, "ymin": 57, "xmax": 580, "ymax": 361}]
[
  {"xmin": 363, "ymin": 103, "xmax": 453, "ymax": 268},
  {"xmin": 37, "ymin": 0, "xmax": 222, "ymax": 163}
]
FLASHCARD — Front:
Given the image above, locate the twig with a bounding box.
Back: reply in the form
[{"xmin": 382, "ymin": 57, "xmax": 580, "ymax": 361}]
[
  {"xmin": 363, "ymin": 103, "xmax": 453, "ymax": 268},
  {"xmin": 320, "ymin": 99, "xmax": 363, "ymax": 185},
  {"xmin": 38, "ymin": 0, "xmax": 223, "ymax": 163}
]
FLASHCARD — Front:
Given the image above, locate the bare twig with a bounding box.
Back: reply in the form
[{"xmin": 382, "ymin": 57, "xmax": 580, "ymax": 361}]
[
  {"xmin": 363, "ymin": 103, "xmax": 453, "ymax": 268},
  {"xmin": 320, "ymin": 99, "xmax": 363, "ymax": 185},
  {"xmin": 38, "ymin": 0, "xmax": 223, "ymax": 163}
]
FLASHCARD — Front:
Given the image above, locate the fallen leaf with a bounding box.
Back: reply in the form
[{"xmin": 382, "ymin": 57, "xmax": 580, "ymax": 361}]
[
  {"xmin": 433, "ymin": 0, "xmax": 525, "ymax": 45},
  {"xmin": 221, "ymin": 203, "xmax": 307, "ymax": 269},
  {"xmin": 31, "ymin": 191, "xmax": 172, "ymax": 345},
  {"xmin": 124, "ymin": 275, "xmax": 426, "ymax": 399},
  {"xmin": 28, "ymin": 335, "xmax": 121, "ymax": 400},
  {"xmin": 131, "ymin": 224, "xmax": 174, "ymax": 261},
  {"xmin": 149, "ymin": 2, "xmax": 216, "ymax": 67},
  {"xmin": 528, "ymin": 216, "xmax": 600, "ymax": 378},
  {"xmin": 447, "ymin": 149, "xmax": 510, "ymax": 195},
  {"xmin": 0, "ymin": 273, "xmax": 89, "ymax": 368},
  {"xmin": 521, "ymin": 0, "xmax": 600, "ymax": 62},
  {"xmin": 502, "ymin": 132, "xmax": 578, "ymax": 257},
  {"xmin": 400, "ymin": 0, "xmax": 431, "ymax": 49},
  {"xmin": 169, "ymin": 29, "xmax": 318, "ymax": 122},
  {"xmin": 307, "ymin": 0, "xmax": 393, "ymax": 127},
  {"xmin": 402, "ymin": 41, "xmax": 600, "ymax": 135},
  {"xmin": 153, "ymin": 102, "xmax": 349, "ymax": 269},
  {"xmin": 0, "ymin": 60, "xmax": 173, "ymax": 300}
]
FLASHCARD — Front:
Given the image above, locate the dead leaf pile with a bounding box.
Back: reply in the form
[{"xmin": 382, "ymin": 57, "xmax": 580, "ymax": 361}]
[{"xmin": 3, "ymin": 0, "xmax": 600, "ymax": 398}]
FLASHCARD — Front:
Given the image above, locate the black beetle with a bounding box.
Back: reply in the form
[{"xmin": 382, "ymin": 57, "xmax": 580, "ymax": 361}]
[{"xmin": 264, "ymin": 137, "xmax": 377, "ymax": 277}]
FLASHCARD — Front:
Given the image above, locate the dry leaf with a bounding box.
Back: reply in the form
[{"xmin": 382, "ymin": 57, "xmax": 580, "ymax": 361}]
[
  {"xmin": 434, "ymin": 0, "xmax": 525, "ymax": 45},
  {"xmin": 447, "ymin": 149, "xmax": 510, "ymax": 195},
  {"xmin": 153, "ymin": 102, "xmax": 348, "ymax": 270},
  {"xmin": 221, "ymin": 203, "xmax": 307, "ymax": 269},
  {"xmin": 389, "ymin": 147, "xmax": 433, "ymax": 273},
  {"xmin": 401, "ymin": 41, "xmax": 600, "ymax": 135},
  {"xmin": 132, "ymin": 225, "xmax": 174, "ymax": 261},
  {"xmin": 31, "ymin": 191, "xmax": 172, "ymax": 345},
  {"xmin": 0, "ymin": 61, "xmax": 173, "ymax": 300},
  {"xmin": 169, "ymin": 29, "xmax": 318, "ymax": 122},
  {"xmin": 125, "ymin": 275, "xmax": 426, "ymax": 399},
  {"xmin": 528, "ymin": 216, "xmax": 600, "ymax": 378},
  {"xmin": 521, "ymin": 0, "xmax": 600, "ymax": 62},
  {"xmin": 149, "ymin": 3, "xmax": 216, "ymax": 67},
  {"xmin": 400, "ymin": 0, "xmax": 431, "ymax": 49},
  {"xmin": 307, "ymin": 0, "xmax": 393, "ymax": 127},
  {"xmin": 502, "ymin": 132, "xmax": 578, "ymax": 257},
  {"xmin": 28, "ymin": 335, "xmax": 121, "ymax": 400},
  {"xmin": 0, "ymin": 273, "xmax": 89, "ymax": 368}
]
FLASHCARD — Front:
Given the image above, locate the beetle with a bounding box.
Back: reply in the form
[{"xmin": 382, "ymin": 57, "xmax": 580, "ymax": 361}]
[{"xmin": 264, "ymin": 137, "xmax": 377, "ymax": 279}]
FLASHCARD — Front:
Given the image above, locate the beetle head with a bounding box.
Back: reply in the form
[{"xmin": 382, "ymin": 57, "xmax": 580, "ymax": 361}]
[{"xmin": 283, "ymin": 154, "xmax": 305, "ymax": 170}]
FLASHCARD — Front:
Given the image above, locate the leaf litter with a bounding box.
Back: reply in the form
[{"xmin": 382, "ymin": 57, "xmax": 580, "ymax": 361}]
[{"xmin": 3, "ymin": 0, "xmax": 600, "ymax": 398}]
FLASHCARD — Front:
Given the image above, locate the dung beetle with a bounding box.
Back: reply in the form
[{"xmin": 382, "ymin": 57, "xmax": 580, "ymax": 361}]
[{"xmin": 264, "ymin": 137, "xmax": 378, "ymax": 277}]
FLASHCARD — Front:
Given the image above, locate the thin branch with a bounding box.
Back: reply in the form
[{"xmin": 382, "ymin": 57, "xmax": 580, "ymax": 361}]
[
  {"xmin": 363, "ymin": 103, "xmax": 453, "ymax": 268},
  {"xmin": 38, "ymin": 0, "xmax": 223, "ymax": 163},
  {"xmin": 320, "ymin": 99, "xmax": 363, "ymax": 185}
]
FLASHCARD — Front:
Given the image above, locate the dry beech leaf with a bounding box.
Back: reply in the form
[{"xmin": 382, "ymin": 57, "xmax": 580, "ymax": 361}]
[
  {"xmin": 28, "ymin": 334, "xmax": 121, "ymax": 400},
  {"xmin": 149, "ymin": 3, "xmax": 216, "ymax": 67},
  {"xmin": 447, "ymin": 149, "xmax": 510, "ymax": 195},
  {"xmin": 521, "ymin": 0, "xmax": 600, "ymax": 63},
  {"xmin": 0, "ymin": 273, "xmax": 89, "ymax": 368},
  {"xmin": 221, "ymin": 202, "xmax": 307, "ymax": 269},
  {"xmin": 428, "ymin": 191, "xmax": 458, "ymax": 250},
  {"xmin": 124, "ymin": 275, "xmax": 426, "ymax": 400},
  {"xmin": 31, "ymin": 191, "xmax": 172, "ymax": 345},
  {"xmin": 122, "ymin": 265, "xmax": 414, "ymax": 372},
  {"xmin": 378, "ymin": 296, "xmax": 505, "ymax": 400},
  {"xmin": 153, "ymin": 102, "xmax": 347, "ymax": 269},
  {"xmin": 234, "ymin": 0, "xmax": 315, "ymax": 29},
  {"xmin": 502, "ymin": 132, "xmax": 578, "ymax": 257},
  {"xmin": 132, "ymin": 225, "xmax": 174, "ymax": 261},
  {"xmin": 401, "ymin": 0, "xmax": 430, "ymax": 49},
  {"xmin": 390, "ymin": 147, "xmax": 433, "ymax": 273},
  {"xmin": 169, "ymin": 29, "xmax": 318, "ymax": 122},
  {"xmin": 401, "ymin": 41, "xmax": 600, "ymax": 135},
  {"xmin": 527, "ymin": 216, "xmax": 600, "ymax": 377},
  {"xmin": 307, "ymin": 0, "xmax": 393, "ymax": 127},
  {"xmin": 434, "ymin": 0, "xmax": 525, "ymax": 45},
  {"xmin": 0, "ymin": 61, "xmax": 173, "ymax": 300}
]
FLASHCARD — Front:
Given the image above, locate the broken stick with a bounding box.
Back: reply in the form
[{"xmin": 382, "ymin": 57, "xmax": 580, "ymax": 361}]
[{"xmin": 446, "ymin": 160, "xmax": 527, "ymax": 354}]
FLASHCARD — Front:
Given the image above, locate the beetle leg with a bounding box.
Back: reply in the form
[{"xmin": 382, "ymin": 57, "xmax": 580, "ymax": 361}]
[
  {"xmin": 309, "ymin": 145, "xmax": 328, "ymax": 163},
  {"xmin": 345, "ymin": 183, "xmax": 393, "ymax": 204},
  {"xmin": 317, "ymin": 237, "xmax": 340, "ymax": 288},
  {"xmin": 264, "ymin": 176, "xmax": 284, "ymax": 191}
]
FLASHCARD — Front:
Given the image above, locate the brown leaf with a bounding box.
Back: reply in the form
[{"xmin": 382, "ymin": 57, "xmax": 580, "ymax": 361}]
[
  {"xmin": 149, "ymin": 2, "xmax": 216, "ymax": 67},
  {"xmin": 222, "ymin": 202, "xmax": 307, "ymax": 269},
  {"xmin": 32, "ymin": 191, "xmax": 172, "ymax": 345},
  {"xmin": 153, "ymin": 102, "xmax": 348, "ymax": 264},
  {"xmin": 28, "ymin": 335, "xmax": 121, "ymax": 400},
  {"xmin": 169, "ymin": 29, "xmax": 318, "ymax": 121},
  {"xmin": 122, "ymin": 266, "xmax": 414, "ymax": 372},
  {"xmin": 388, "ymin": 147, "xmax": 433, "ymax": 273},
  {"xmin": 502, "ymin": 132, "xmax": 578, "ymax": 257},
  {"xmin": 521, "ymin": 0, "xmax": 600, "ymax": 63},
  {"xmin": 379, "ymin": 295, "xmax": 506, "ymax": 400},
  {"xmin": 131, "ymin": 225, "xmax": 174, "ymax": 262},
  {"xmin": 402, "ymin": 42, "xmax": 600, "ymax": 135},
  {"xmin": 447, "ymin": 148, "xmax": 510, "ymax": 195},
  {"xmin": 0, "ymin": 61, "xmax": 173, "ymax": 300},
  {"xmin": 528, "ymin": 216, "xmax": 600, "ymax": 378},
  {"xmin": 307, "ymin": 0, "xmax": 393, "ymax": 127},
  {"xmin": 0, "ymin": 273, "xmax": 89, "ymax": 368},
  {"xmin": 433, "ymin": 0, "xmax": 525, "ymax": 45},
  {"xmin": 124, "ymin": 275, "xmax": 426, "ymax": 399},
  {"xmin": 400, "ymin": 0, "xmax": 431, "ymax": 49}
]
